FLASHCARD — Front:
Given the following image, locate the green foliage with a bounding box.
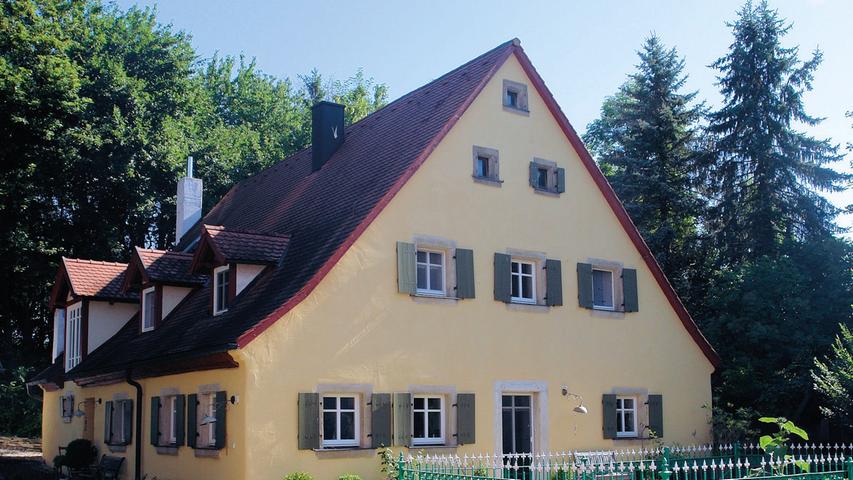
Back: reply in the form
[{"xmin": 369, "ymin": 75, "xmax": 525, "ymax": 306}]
[
  {"xmin": 64, "ymin": 438, "xmax": 97, "ymax": 469},
  {"xmin": 704, "ymin": 402, "xmax": 759, "ymax": 444},
  {"xmin": 704, "ymin": 0, "xmax": 848, "ymax": 264},
  {"xmin": 0, "ymin": 367, "xmax": 41, "ymax": 437},
  {"xmin": 812, "ymin": 323, "xmax": 853, "ymax": 435},
  {"xmin": 377, "ymin": 447, "xmax": 397, "ymax": 480},
  {"xmin": 282, "ymin": 472, "xmax": 313, "ymax": 480},
  {"xmin": 584, "ymin": 35, "xmax": 705, "ymax": 300},
  {"xmin": 339, "ymin": 475, "xmax": 362, "ymax": 480},
  {"xmin": 756, "ymin": 417, "xmax": 809, "ymax": 473}
]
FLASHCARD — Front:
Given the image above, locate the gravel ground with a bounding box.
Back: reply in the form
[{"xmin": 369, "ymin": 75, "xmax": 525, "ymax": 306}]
[{"xmin": 0, "ymin": 436, "xmax": 53, "ymax": 480}]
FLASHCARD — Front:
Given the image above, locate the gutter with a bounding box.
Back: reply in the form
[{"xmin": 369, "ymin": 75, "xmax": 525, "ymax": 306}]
[{"xmin": 125, "ymin": 369, "xmax": 143, "ymax": 480}]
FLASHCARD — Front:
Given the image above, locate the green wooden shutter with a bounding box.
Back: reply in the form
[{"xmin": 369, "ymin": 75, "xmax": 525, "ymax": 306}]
[
  {"xmin": 397, "ymin": 242, "xmax": 416, "ymax": 294},
  {"xmin": 175, "ymin": 395, "xmax": 186, "ymax": 446},
  {"xmin": 528, "ymin": 161, "xmax": 537, "ymax": 187},
  {"xmin": 150, "ymin": 396, "xmax": 160, "ymax": 446},
  {"xmin": 456, "ymin": 393, "xmax": 476, "ymax": 445},
  {"xmin": 577, "ymin": 263, "xmax": 593, "ymax": 309},
  {"xmin": 214, "ymin": 391, "xmax": 226, "ymax": 449},
  {"xmin": 393, "ymin": 393, "xmax": 412, "ymax": 447},
  {"xmin": 122, "ymin": 400, "xmax": 133, "ymax": 445},
  {"xmin": 602, "ymin": 394, "xmax": 617, "ymax": 439},
  {"xmin": 622, "ymin": 268, "xmax": 639, "ymax": 312},
  {"xmin": 556, "ymin": 167, "xmax": 566, "ymax": 193},
  {"xmin": 298, "ymin": 393, "xmax": 320, "ymax": 450},
  {"xmin": 104, "ymin": 400, "xmax": 114, "ymax": 444},
  {"xmin": 371, "ymin": 393, "xmax": 393, "ymax": 448},
  {"xmin": 186, "ymin": 394, "xmax": 198, "ymax": 449},
  {"xmin": 493, "ymin": 253, "xmax": 512, "ymax": 303},
  {"xmin": 545, "ymin": 259, "xmax": 563, "ymax": 306},
  {"xmin": 648, "ymin": 394, "xmax": 663, "ymax": 438},
  {"xmin": 455, "ymin": 248, "xmax": 476, "ymax": 299}
]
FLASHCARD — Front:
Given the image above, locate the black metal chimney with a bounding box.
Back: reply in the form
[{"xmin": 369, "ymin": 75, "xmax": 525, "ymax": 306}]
[{"xmin": 311, "ymin": 101, "xmax": 346, "ymax": 172}]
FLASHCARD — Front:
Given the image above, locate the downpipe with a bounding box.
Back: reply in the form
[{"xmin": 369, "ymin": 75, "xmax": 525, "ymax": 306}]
[{"xmin": 125, "ymin": 370, "xmax": 143, "ymax": 480}]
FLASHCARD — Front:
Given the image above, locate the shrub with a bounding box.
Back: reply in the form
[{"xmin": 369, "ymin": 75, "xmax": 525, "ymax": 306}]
[
  {"xmin": 64, "ymin": 438, "xmax": 97, "ymax": 469},
  {"xmin": 339, "ymin": 475, "xmax": 362, "ymax": 480},
  {"xmin": 283, "ymin": 473, "xmax": 313, "ymax": 480}
]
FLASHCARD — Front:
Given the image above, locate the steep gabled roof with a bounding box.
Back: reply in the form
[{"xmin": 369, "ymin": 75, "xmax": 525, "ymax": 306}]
[
  {"xmin": 49, "ymin": 257, "xmax": 137, "ymax": 308},
  {"xmin": 68, "ymin": 38, "xmax": 719, "ymax": 380},
  {"xmin": 123, "ymin": 247, "xmax": 206, "ymax": 290}
]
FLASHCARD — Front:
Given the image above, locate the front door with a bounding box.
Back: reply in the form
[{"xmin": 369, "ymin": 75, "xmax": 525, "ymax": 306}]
[
  {"xmin": 83, "ymin": 398, "xmax": 95, "ymax": 441},
  {"xmin": 502, "ymin": 395, "xmax": 533, "ymax": 475}
]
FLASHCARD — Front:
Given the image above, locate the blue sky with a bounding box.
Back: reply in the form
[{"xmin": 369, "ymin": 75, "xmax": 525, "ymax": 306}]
[{"xmin": 116, "ymin": 0, "xmax": 853, "ymax": 230}]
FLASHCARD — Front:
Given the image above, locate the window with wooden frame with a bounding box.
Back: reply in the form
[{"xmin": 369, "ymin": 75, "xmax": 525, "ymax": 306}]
[
  {"xmin": 416, "ymin": 249, "xmax": 445, "ymax": 296},
  {"xmin": 141, "ymin": 287, "xmax": 156, "ymax": 332},
  {"xmin": 502, "ymin": 79, "xmax": 529, "ymax": 113},
  {"xmin": 105, "ymin": 399, "xmax": 133, "ymax": 446},
  {"xmin": 510, "ymin": 259, "xmax": 536, "ymax": 304},
  {"xmin": 592, "ymin": 268, "xmax": 615, "ymax": 310},
  {"xmin": 52, "ymin": 308, "xmax": 65, "ymax": 362},
  {"xmin": 65, "ymin": 303, "xmax": 82, "ymax": 371},
  {"xmin": 213, "ymin": 266, "xmax": 229, "ymax": 315},
  {"xmin": 616, "ymin": 396, "xmax": 638, "ymax": 438},
  {"xmin": 321, "ymin": 394, "xmax": 360, "ymax": 448},
  {"xmin": 472, "ymin": 146, "xmax": 501, "ymax": 184},
  {"xmin": 528, "ymin": 159, "xmax": 565, "ymax": 195},
  {"xmin": 60, "ymin": 394, "xmax": 74, "ymax": 423},
  {"xmin": 412, "ymin": 395, "xmax": 445, "ymax": 446}
]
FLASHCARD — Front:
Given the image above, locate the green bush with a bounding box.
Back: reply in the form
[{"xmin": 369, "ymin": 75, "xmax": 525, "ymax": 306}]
[
  {"xmin": 64, "ymin": 438, "xmax": 97, "ymax": 469},
  {"xmin": 0, "ymin": 366, "xmax": 42, "ymax": 437},
  {"xmin": 339, "ymin": 475, "xmax": 362, "ymax": 480},
  {"xmin": 282, "ymin": 472, "xmax": 313, "ymax": 480}
]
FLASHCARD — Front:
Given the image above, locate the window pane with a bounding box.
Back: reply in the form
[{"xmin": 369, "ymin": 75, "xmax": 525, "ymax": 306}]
[
  {"xmin": 511, "ymin": 262, "xmax": 519, "ymax": 273},
  {"xmin": 502, "ymin": 409, "xmax": 513, "ymax": 452},
  {"xmin": 413, "ymin": 411, "xmax": 425, "ymax": 438},
  {"xmin": 538, "ymin": 168, "xmax": 548, "ymax": 188},
  {"xmin": 502, "ymin": 395, "xmax": 513, "ymax": 407},
  {"xmin": 417, "ymin": 251, "xmax": 426, "ymax": 263},
  {"xmin": 323, "ymin": 411, "xmax": 337, "ymax": 439},
  {"xmin": 323, "ymin": 397, "xmax": 337, "ymax": 409},
  {"xmin": 340, "ymin": 397, "xmax": 355, "ymax": 410},
  {"xmin": 340, "ymin": 411, "xmax": 355, "ymax": 439},
  {"xmin": 616, "ymin": 411, "xmax": 625, "ymax": 432},
  {"xmin": 616, "ymin": 398, "xmax": 623, "ymax": 409},
  {"xmin": 429, "ymin": 252, "xmax": 442, "ymax": 265},
  {"xmin": 521, "ymin": 263, "xmax": 532, "ymax": 275},
  {"xmin": 427, "ymin": 411, "xmax": 442, "ymax": 438},
  {"xmin": 427, "ymin": 397, "xmax": 441, "ymax": 410},
  {"xmin": 624, "ymin": 411, "xmax": 635, "ymax": 431},
  {"xmin": 413, "ymin": 397, "xmax": 424, "ymax": 410},
  {"xmin": 417, "ymin": 264, "xmax": 427, "ymax": 289},
  {"xmin": 429, "ymin": 266, "xmax": 443, "ymax": 291},
  {"xmin": 521, "ymin": 275, "xmax": 532, "ymax": 299},
  {"xmin": 511, "ymin": 274, "xmax": 520, "ymax": 298},
  {"xmin": 593, "ymin": 269, "xmax": 614, "ymax": 307},
  {"xmin": 514, "ymin": 396, "xmax": 531, "ymax": 407},
  {"xmin": 624, "ymin": 398, "xmax": 634, "ymax": 409}
]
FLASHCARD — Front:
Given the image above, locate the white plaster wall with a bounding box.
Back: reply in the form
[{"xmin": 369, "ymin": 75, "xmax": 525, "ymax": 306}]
[
  {"xmin": 87, "ymin": 301, "xmax": 138, "ymax": 353},
  {"xmin": 162, "ymin": 286, "xmax": 192, "ymax": 318},
  {"xmin": 236, "ymin": 264, "xmax": 265, "ymax": 295}
]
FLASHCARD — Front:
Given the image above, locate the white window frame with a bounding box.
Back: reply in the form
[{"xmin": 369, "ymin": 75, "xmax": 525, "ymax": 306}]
[
  {"xmin": 416, "ymin": 248, "xmax": 446, "ymax": 296},
  {"xmin": 65, "ymin": 303, "xmax": 82, "ymax": 372},
  {"xmin": 592, "ymin": 268, "xmax": 616, "ymax": 311},
  {"xmin": 321, "ymin": 394, "xmax": 360, "ymax": 448},
  {"xmin": 411, "ymin": 395, "xmax": 445, "ymax": 446},
  {"xmin": 167, "ymin": 395, "xmax": 178, "ymax": 445},
  {"xmin": 141, "ymin": 287, "xmax": 156, "ymax": 332},
  {"xmin": 206, "ymin": 393, "xmax": 216, "ymax": 447},
  {"xmin": 213, "ymin": 265, "xmax": 229, "ymax": 315},
  {"xmin": 510, "ymin": 259, "xmax": 536, "ymax": 304},
  {"xmin": 52, "ymin": 308, "xmax": 65, "ymax": 362},
  {"xmin": 616, "ymin": 396, "xmax": 638, "ymax": 438}
]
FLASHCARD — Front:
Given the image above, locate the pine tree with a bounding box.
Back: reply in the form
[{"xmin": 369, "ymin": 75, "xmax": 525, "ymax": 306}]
[
  {"xmin": 705, "ymin": 0, "xmax": 847, "ymax": 263},
  {"xmin": 584, "ymin": 35, "xmax": 705, "ymax": 295}
]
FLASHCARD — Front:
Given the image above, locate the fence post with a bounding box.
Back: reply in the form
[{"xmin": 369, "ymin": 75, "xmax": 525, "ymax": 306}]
[
  {"xmin": 734, "ymin": 441, "xmax": 741, "ymax": 461},
  {"xmin": 845, "ymin": 456, "xmax": 853, "ymax": 480},
  {"xmin": 660, "ymin": 454, "xmax": 672, "ymax": 480},
  {"xmin": 398, "ymin": 452, "xmax": 405, "ymax": 480}
]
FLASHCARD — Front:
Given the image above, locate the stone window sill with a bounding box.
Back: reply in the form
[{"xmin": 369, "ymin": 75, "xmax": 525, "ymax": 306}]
[
  {"xmin": 472, "ymin": 176, "xmax": 504, "ymax": 187},
  {"xmin": 194, "ymin": 447, "xmax": 220, "ymax": 458},
  {"xmin": 155, "ymin": 446, "xmax": 179, "ymax": 455},
  {"xmin": 411, "ymin": 294, "xmax": 459, "ymax": 305},
  {"xmin": 503, "ymin": 105, "xmax": 530, "ymax": 116},
  {"xmin": 106, "ymin": 444, "xmax": 127, "ymax": 453},
  {"xmin": 507, "ymin": 302, "xmax": 549, "ymax": 313}
]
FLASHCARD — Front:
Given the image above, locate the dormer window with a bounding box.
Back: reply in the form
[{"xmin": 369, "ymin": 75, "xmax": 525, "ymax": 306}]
[
  {"xmin": 65, "ymin": 303, "xmax": 82, "ymax": 371},
  {"xmin": 141, "ymin": 287, "xmax": 156, "ymax": 332},
  {"xmin": 213, "ymin": 266, "xmax": 229, "ymax": 315}
]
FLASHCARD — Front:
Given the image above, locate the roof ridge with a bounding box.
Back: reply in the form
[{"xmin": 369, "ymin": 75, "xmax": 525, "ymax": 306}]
[
  {"xmin": 204, "ymin": 224, "xmax": 291, "ymax": 239},
  {"xmin": 62, "ymin": 256, "xmax": 128, "ymax": 267},
  {"xmin": 135, "ymin": 246, "xmax": 194, "ymax": 257}
]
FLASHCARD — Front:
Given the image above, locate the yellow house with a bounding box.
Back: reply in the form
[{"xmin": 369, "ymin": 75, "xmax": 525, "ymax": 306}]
[{"xmin": 30, "ymin": 39, "xmax": 720, "ymax": 480}]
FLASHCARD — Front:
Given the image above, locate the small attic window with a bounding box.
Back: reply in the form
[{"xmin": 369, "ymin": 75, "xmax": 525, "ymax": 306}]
[
  {"xmin": 472, "ymin": 145, "xmax": 501, "ymax": 185},
  {"xmin": 213, "ymin": 266, "xmax": 229, "ymax": 315},
  {"xmin": 502, "ymin": 79, "xmax": 529, "ymax": 114}
]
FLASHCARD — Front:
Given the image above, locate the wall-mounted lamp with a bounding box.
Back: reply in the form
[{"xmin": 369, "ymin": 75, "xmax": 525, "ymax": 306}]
[
  {"xmin": 74, "ymin": 401, "xmax": 87, "ymax": 417},
  {"xmin": 560, "ymin": 386, "xmax": 588, "ymax": 414},
  {"xmin": 199, "ymin": 395, "xmax": 239, "ymax": 425}
]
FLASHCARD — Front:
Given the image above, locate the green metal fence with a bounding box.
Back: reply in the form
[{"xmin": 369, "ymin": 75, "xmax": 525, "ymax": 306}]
[{"xmin": 396, "ymin": 445, "xmax": 853, "ymax": 480}]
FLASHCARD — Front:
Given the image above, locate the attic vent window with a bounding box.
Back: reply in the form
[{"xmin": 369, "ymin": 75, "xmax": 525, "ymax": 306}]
[
  {"xmin": 502, "ymin": 79, "xmax": 529, "ymax": 114},
  {"xmin": 472, "ymin": 146, "xmax": 501, "ymax": 185}
]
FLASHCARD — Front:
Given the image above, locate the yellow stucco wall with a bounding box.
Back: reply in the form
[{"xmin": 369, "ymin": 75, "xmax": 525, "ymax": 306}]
[
  {"xmin": 239, "ymin": 54, "xmax": 715, "ymax": 480},
  {"xmin": 41, "ymin": 359, "xmax": 246, "ymax": 480}
]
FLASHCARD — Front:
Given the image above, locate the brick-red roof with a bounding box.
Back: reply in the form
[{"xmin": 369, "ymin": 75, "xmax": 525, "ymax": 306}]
[
  {"xmin": 202, "ymin": 225, "xmax": 291, "ymax": 265},
  {"xmin": 67, "ymin": 39, "xmax": 719, "ymax": 379},
  {"xmin": 134, "ymin": 247, "xmax": 206, "ymax": 285},
  {"xmin": 62, "ymin": 258, "xmax": 136, "ymax": 300}
]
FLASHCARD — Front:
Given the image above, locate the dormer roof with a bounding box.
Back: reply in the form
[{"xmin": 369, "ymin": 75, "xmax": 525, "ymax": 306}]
[
  {"xmin": 49, "ymin": 257, "xmax": 136, "ymax": 308},
  {"xmin": 123, "ymin": 247, "xmax": 207, "ymax": 291},
  {"xmin": 189, "ymin": 224, "xmax": 291, "ymax": 273}
]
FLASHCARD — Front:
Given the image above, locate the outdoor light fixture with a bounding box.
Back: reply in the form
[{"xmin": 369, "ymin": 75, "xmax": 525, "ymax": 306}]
[
  {"xmin": 199, "ymin": 394, "xmax": 240, "ymax": 425},
  {"xmin": 74, "ymin": 401, "xmax": 86, "ymax": 417},
  {"xmin": 560, "ymin": 386, "xmax": 588, "ymax": 414}
]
